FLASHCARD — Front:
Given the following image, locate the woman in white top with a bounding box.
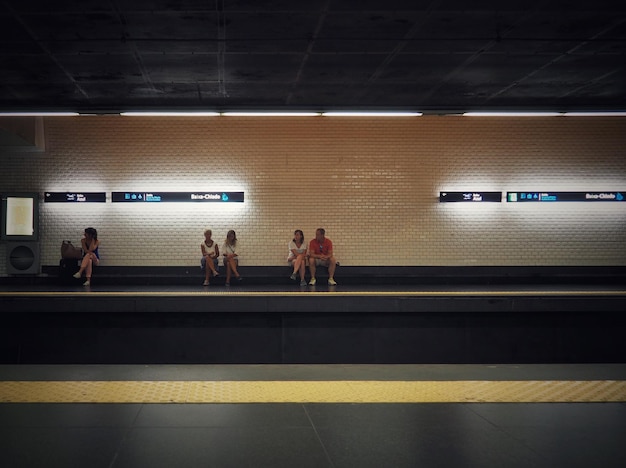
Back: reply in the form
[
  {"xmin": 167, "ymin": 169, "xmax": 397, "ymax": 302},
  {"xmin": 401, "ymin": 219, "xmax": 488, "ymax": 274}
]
[
  {"xmin": 288, "ymin": 229, "xmax": 308, "ymax": 286},
  {"xmin": 200, "ymin": 228, "xmax": 220, "ymax": 286},
  {"xmin": 222, "ymin": 229, "xmax": 242, "ymax": 286}
]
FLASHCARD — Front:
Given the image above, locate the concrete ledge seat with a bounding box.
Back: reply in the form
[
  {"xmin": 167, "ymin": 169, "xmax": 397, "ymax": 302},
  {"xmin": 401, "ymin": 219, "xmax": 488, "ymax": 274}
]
[
  {"xmin": 40, "ymin": 264, "xmax": 339, "ymax": 286},
  {"xmin": 29, "ymin": 264, "xmax": 626, "ymax": 286}
]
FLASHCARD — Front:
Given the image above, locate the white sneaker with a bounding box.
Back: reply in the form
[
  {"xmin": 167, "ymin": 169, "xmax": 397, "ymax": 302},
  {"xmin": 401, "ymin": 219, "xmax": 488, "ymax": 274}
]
[
  {"xmin": 73, "ymin": 272, "xmax": 81, "ymax": 279},
  {"xmin": 309, "ymin": 277, "xmax": 316, "ymax": 286},
  {"xmin": 83, "ymin": 280, "xmax": 90, "ymax": 286},
  {"xmin": 328, "ymin": 278, "xmax": 337, "ymax": 286}
]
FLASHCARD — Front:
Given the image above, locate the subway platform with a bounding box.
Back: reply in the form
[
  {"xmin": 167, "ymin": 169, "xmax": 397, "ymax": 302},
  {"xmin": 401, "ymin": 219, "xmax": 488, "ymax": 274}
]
[
  {"xmin": 1, "ymin": 267, "xmax": 625, "ymax": 466},
  {"xmin": 0, "ymin": 363, "xmax": 625, "ymax": 467},
  {"xmin": 1, "ymin": 271, "xmax": 625, "ymax": 364}
]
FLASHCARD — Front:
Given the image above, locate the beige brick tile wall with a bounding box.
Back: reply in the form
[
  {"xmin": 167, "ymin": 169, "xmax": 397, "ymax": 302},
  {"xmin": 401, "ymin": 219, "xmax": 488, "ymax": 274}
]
[{"xmin": 1, "ymin": 115, "xmax": 625, "ymax": 271}]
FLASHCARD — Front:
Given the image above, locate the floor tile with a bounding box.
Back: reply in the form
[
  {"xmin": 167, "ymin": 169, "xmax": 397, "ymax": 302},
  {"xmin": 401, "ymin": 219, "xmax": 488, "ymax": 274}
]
[
  {"xmin": 114, "ymin": 427, "xmax": 330, "ymax": 468},
  {"xmin": 0, "ymin": 427, "xmax": 126, "ymax": 468},
  {"xmin": 0, "ymin": 403, "xmax": 141, "ymax": 427},
  {"xmin": 134, "ymin": 403, "xmax": 310, "ymax": 428}
]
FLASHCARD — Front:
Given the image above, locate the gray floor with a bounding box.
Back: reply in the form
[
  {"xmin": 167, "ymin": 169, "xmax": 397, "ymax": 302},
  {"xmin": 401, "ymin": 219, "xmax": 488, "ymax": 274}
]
[{"xmin": 1, "ymin": 364, "xmax": 625, "ymax": 468}]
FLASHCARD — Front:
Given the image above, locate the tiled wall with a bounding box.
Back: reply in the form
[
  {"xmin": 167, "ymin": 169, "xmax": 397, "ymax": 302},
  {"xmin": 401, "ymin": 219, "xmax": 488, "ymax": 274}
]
[{"xmin": 1, "ymin": 115, "xmax": 625, "ymax": 271}]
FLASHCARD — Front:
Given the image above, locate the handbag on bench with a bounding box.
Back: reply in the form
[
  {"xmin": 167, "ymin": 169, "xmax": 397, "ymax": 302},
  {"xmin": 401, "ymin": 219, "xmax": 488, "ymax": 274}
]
[{"xmin": 61, "ymin": 240, "xmax": 83, "ymax": 259}]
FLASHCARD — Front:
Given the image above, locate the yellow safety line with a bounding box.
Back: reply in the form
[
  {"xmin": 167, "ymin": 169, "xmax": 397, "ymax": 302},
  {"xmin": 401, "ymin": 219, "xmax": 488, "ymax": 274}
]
[
  {"xmin": 1, "ymin": 380, "xmax": 625, "ymax": 403},
  {"xmin": 0, "ymin": 290, "xmax": 624, "ymax": 297}
]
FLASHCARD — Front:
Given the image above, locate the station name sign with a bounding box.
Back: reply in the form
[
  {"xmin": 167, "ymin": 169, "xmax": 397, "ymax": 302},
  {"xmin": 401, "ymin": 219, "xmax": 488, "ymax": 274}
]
[
  {"xmin": 507, "ymin": 192, "xmax": 624, "ymax": 202},
  {"xmin": 44, "ymin": 192, "xmax": 106, "ymax": 203},
  {"xmin": 439, "ymin": 192, "xmax": 502, "ymax": 202},
  {"xmin": 111, "ymin": 192, "xmax": 244, "ymax": 203}
]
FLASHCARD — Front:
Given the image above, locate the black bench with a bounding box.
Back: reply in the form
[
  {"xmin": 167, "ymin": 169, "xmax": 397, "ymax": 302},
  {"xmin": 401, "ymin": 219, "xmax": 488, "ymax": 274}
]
[{"xmin": 30, "ymin": 265, "xmax": 626, "ymax": 286}]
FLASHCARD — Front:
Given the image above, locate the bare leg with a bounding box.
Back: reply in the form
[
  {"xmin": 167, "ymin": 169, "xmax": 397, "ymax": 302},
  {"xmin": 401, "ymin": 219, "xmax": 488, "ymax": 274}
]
[
  {"xmin": 298, "ymin": 256, "xmax": 306, "ymax": 281},
  {"xmin": 85, "ymin": 258, "xmax": 93, "ymax": 278},
  {"xmin": 77, "ymin": 253, "xmax": 98, "ymax": 277},
  {"xmin": 308, "ymin": 257, "xmax": 316, "ymax": 279},
  {"xmin": 292, "ymin": 255, "xmax": 302, "ymax": 275},
  {"xmin": 225, "ymin": 260, "xmax": 232, "ymax": 284},
  {"xmin": 77, "ymin": 256, "xmax": 88, "ymax": 276},
  {"xmin": 328, "ymin": 256, "xmax": 337, "ymax": 278},
  {"xmin": 85, "ymin": 254, "xmax": 99, "ymax": 282},
  {"xmin": 209, "ymin": 259, "xmax": 219, "ymax": 277},
  {"xmin": 228, "ymin": 258, "xmax": 240, "ymax": 278}
]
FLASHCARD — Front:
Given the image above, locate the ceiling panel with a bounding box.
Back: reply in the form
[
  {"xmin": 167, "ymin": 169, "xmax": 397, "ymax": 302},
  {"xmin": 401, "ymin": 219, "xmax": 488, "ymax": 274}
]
[{"xmin": 0, "ymin": 1, "xmax": 624, "ymax": 113}]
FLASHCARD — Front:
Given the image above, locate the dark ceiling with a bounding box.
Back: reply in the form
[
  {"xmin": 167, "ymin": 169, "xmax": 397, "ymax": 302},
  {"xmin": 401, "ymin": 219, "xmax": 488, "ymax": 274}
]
[{"xmin": 1, "ymin": 0, "xmax": 625, "ymax": 114}]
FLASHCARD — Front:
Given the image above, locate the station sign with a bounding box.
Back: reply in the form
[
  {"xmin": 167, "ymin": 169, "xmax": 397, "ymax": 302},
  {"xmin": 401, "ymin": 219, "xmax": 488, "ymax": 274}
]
[{"xmin": 111, "ymin": 191, "xmax": 244, "ymax": 203}]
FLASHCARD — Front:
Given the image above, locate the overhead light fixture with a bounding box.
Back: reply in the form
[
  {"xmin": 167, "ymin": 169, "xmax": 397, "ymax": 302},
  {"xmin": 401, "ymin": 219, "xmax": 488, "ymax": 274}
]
[
  {"xmin": 462, "ymin": 112, "xmax": 562, "ymax": 117},
  {"xmin": 0, "ymin": 112, "xmax": 79, "ymax": 117},
  {"xmin": 120, "ymin": 112, "xmax": 220, "ymax": 116},
  {"xmin": 562, "ymin": 112, "xmax": 626, "ymax": 116},
  {"xmin": 322, "ymin": 111, "xmax": 422, "ymax": 117},
  {"xmin": 221, "ymin": 112, "xmax": 321, "ymax": 116}
]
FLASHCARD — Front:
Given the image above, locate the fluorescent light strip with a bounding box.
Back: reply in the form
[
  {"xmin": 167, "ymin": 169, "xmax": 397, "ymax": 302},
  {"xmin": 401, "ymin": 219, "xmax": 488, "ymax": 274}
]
[
  {"xmin": 0, "ymin": 112, "xmax": 79, "ymax": 116},
  {"xmin": 3, "ymin": 111, "xmax": 623, "ymax": 118},
  {"xmin": 322, "ymin": 111, "xmax": 422, "ymax": 117},
  {"xmin": 463, "ymin": 112, "xmax": 562, "ymax": 117},
  {"xmin": 120, "ymin": 112, "xmax": 220, "ymax": 116},
  {"xmin": 221, "ymin": 112, "xmax": 321, "ymax": 116},
  {"xmin": 562, "ymin": 112, "xmax": 626, "ymax": 117}
]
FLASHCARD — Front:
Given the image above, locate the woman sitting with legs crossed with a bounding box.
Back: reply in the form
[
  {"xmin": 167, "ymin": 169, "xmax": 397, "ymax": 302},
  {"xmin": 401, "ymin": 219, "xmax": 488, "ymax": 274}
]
[{"xmin": 73, "ymin": 227, "xmax": 100, "ymax": 286}]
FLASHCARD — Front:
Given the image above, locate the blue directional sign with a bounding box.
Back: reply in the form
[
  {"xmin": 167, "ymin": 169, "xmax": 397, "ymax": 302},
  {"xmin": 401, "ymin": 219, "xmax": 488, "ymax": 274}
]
[
  {"xmin": 507, "ymin": 192, "xmax": 624, "ymax": 202},
  {"xmin": 111, "ymin": 191, "xmax": 244, "ymax": 202}
]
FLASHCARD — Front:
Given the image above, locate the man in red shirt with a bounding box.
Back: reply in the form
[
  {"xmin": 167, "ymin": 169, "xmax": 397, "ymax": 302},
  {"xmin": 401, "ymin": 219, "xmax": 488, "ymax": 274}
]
[{"xmin": 308, "ymin": 228, "xmax": 338, "ymax": 286}]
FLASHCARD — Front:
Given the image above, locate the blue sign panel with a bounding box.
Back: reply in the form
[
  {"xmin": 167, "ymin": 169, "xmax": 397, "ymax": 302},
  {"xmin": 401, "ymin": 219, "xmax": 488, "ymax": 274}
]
[
  {"xmin": 111, "ymin": 192, "xmax": 244, "ymax": 202},
  {"xmin": 507, "ymin": 192, "xmax": 625, "ymax": 202}
]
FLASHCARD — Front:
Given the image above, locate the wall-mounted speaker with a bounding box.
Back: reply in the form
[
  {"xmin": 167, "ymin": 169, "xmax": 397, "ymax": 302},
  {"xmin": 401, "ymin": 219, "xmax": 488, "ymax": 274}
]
[{"xmin": 6, "ymin": 242, "xmax": 40, "ymax": 274}]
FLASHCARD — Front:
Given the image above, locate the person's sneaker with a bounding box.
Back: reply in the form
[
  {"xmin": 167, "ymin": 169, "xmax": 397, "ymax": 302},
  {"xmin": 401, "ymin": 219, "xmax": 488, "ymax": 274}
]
[
  {"xmin": 300, "ymin": 280, "xmax": 307, "ymax": 286},
  {"xmin": 309, "ymin": 277, "xmax": 316, "ymax": 286},
  {"xmin": 237, "ymin": 276, "xmax": 243, "ymax": 281},
  {"xmin": 328, "ymin": 278, "xmax": 337, "ymax": 286},
  {"xmin": 225, "ymin": 282, "xmax": 230, "ymax": 286},
  {"xmin": 72, "ymin": 272, "xmax": 81, "ymax": 279},
  {"xmin": 202, "ymin": 280, "xmax": 210, "ymax": 286},
  {"xmin": 290, "ymin": 273, "xmax": 296, "ymax": 281},
  {"xmin": 83, "ymin": 280, "xmax": 90, "ymax": 286}
]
